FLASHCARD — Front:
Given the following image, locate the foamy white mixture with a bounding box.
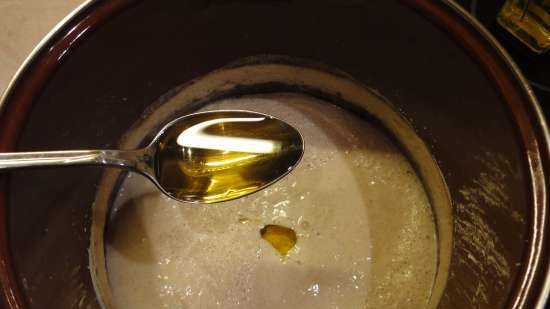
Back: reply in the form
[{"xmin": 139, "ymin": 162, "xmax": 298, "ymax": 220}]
[{"xmin": 105, "ymin": 94, "xmax": 437, "ymax": 309}]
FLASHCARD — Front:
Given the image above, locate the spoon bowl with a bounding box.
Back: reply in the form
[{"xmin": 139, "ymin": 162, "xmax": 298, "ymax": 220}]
[
  {"xmin": 0, "ymin": 110, "xmax": 304, "ymax": 203},
  {"xmin": 152, "ymin": 110, "xmax": 303, "ymax": 203}
]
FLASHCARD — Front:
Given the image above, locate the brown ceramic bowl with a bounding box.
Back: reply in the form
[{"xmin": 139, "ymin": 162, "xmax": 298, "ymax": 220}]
[{"xmin": 0, "ymin": 1, "xmax": 548, "ymax": 309}]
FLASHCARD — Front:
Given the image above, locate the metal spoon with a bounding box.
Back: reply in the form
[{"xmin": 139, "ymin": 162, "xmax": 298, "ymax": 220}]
[{"xmin": 0, "ymin": 110, "xmax": 303, "ymax": 203}]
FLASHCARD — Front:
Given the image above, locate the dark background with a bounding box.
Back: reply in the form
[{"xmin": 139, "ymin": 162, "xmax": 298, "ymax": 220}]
[{"xmin": 457, "ymin": 0, "xmax": 550, "ymax": 120}]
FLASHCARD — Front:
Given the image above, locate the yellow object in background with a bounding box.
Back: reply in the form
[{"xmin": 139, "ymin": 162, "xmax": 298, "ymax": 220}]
[{"xmin": 498, "ymin": 0, "xmax": 550, "ymax": 53}]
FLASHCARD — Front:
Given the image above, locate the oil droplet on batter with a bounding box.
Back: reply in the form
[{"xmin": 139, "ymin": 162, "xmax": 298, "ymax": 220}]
[
  {"xmin": 238, "ymin": 215, "xmax": 251, "ymax": 224},
  {"xmin": 260, "ymin": 224, "xmax": 297, "ymax": 256}
]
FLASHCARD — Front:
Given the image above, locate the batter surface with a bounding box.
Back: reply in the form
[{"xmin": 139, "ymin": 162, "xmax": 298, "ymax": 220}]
[{"xmin": 105, "ymin": 93, "xmax": 438, "ymax": 309}]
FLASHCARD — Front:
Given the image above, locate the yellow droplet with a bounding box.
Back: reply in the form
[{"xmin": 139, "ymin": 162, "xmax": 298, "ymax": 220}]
[
  {"xmin": 238, "ymin": 215, "xmax": 251, "ymax": 224},
  {"xmin": 260, "ymin": 224, "xmax": 297, "ymax": 256}
]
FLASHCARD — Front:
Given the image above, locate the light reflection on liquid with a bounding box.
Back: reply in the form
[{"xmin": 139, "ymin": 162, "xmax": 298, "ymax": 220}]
[{"xmin": 176, "ymin": 117, "xmax": 282, "ymax": 153}]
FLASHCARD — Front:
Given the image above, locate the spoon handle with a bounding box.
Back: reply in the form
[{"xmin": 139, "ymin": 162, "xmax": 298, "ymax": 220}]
[{"xmin": 0, "ymin": 149, "xmax": 153, "ymax": 173}]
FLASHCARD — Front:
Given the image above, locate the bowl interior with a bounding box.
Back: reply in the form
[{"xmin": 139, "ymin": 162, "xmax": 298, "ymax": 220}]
[
  {"xmin": 86, "ymin": 61, "xmax": 453, "ymax": 309},
  {"xmin": 3, "ymin": 1, "xmax": 543, "ymax": 309}
]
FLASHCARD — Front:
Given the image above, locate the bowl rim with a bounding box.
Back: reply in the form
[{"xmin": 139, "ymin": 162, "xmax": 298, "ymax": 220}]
[
  {"xmin": 412, "ymin": 2, "xmax": 550, "ymax": 308},
  {"xmin": 0, "ymin": 1, "xmax": 548, "ymax": 308}
]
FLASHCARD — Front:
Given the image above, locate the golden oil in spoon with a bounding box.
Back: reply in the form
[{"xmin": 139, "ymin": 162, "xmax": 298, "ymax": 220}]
[{"xmin": 154, "ymin": 111, "xmax": 303, "ymax": 203}]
